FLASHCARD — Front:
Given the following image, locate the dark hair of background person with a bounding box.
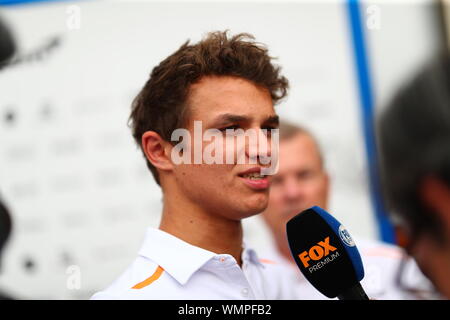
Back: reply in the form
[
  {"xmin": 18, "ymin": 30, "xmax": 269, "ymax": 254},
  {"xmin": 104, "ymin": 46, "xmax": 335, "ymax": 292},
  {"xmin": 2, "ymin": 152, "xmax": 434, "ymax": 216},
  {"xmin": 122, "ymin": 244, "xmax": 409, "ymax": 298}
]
[
  {"xmin": 0, "ymin": 199, "xmax": 12, "ymax": 260},
  {"xmin": 0, "ymin": 198, "xmax": 13, "ymax": 300},
  {"xmin": 0, "ymin": 16, "xmax": 15, "ymax": 66},
  {"xmin": 377, "ymin": 51, "xmax": 450, "ymax": 245},
  {"xmin": 128, "ymin": 30, "xmax": 289, "ymax": 185}
]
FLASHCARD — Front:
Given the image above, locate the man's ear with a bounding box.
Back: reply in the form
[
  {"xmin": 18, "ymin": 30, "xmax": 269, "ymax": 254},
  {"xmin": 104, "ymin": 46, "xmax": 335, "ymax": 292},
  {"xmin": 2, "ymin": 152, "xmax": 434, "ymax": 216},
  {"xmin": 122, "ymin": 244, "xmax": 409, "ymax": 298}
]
[
  {"xmin": 420, "ymin": 176, "xmax": 450, "ymax": 236},
  {"xmin": 141, "ymin": 131, "xmax": 174, "ymax": 172}
]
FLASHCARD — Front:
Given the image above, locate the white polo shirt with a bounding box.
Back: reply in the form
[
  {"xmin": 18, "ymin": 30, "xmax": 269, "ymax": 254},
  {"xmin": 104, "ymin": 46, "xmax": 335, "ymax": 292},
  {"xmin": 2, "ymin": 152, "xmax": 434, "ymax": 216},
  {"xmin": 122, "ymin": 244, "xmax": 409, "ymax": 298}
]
[{"xmin": 91, "ymin": 228, "xmax": 296, "ymax": 300}]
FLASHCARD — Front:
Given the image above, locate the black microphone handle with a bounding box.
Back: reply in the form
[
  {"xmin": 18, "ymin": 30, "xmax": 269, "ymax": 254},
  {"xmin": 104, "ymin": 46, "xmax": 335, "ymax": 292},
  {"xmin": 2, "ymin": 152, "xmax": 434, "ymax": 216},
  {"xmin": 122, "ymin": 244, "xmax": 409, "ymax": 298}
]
[{"xmin": 337, "ymin": 282, "xmax": 369, "ymax": 300}]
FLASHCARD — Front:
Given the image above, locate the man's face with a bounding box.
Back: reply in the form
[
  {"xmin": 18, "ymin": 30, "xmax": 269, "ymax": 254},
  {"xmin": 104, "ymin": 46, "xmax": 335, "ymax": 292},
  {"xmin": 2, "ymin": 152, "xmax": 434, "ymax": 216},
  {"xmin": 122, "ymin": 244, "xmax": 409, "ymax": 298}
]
[
  {"xmin": 262, "ymin": 132, "xmax": 329, "ymax": 240},
  {"xmin": 170, "ymin": 76, "xmax": 278, "ymax": 221}
]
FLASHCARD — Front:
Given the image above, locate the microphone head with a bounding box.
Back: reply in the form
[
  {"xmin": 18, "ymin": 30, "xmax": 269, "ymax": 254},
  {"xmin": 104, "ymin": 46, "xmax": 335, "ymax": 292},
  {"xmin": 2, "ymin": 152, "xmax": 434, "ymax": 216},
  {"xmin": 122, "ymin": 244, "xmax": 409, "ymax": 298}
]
[{"xmin": 286, "ymin": 206, "xmax": 365, "ymax": 298}]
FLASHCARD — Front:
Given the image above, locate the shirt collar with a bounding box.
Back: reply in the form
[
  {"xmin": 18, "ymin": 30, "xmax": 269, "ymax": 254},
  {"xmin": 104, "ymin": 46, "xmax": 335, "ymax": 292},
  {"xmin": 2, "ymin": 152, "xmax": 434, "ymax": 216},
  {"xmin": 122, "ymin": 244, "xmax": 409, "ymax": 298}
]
[
  {"xmin": 138, "ymin": 228, "xmax": 217, "ymax": 285},
  {"xmin": 138, "ymin": 228, "xmax": 264, "ymax": 285}
]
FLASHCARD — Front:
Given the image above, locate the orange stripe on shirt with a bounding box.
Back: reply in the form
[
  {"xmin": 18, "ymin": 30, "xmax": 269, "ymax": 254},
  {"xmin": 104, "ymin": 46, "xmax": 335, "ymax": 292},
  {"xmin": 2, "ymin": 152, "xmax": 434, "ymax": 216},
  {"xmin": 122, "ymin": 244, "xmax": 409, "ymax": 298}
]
[{"xmin": 131, "ymin": 266, "xmax": 164, "ymax": 289}]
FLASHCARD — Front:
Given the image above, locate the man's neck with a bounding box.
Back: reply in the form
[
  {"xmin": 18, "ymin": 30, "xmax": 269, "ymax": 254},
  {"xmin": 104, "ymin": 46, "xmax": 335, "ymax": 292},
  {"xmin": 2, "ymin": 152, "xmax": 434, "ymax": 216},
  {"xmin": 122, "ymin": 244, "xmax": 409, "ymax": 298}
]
[{"xmin": 159, "ymin": 194, "xmax": 244, "ymax": 267}]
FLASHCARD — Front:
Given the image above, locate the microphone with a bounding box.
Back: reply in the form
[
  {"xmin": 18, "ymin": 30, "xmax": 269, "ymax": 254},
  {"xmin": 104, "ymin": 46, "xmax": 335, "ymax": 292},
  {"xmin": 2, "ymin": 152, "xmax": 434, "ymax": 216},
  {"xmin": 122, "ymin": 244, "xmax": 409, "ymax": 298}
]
[{"xmin": 286, "ymin": 206, "xmax": 369, "ymax": 300}]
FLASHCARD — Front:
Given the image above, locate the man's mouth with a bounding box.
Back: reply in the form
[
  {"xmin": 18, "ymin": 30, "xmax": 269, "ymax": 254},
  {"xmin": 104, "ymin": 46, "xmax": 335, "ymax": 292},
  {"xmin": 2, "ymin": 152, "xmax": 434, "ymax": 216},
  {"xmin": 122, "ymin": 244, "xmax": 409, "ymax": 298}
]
[
  {"xmin": 240, "ymin": 172, "xmax": 266, "ymax": 180},
  {"xmin": 238, "ymin": 168, "xmax": 270, "ymax": 189}
]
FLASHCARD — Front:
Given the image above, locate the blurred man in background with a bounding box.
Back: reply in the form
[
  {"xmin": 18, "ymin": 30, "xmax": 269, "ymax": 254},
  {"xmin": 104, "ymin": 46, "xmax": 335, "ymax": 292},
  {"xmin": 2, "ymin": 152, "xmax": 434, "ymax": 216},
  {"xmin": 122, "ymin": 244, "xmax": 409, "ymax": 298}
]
[
  {"xmin": 0, "ymin": 15, "xmax": 15, "ymax": 300},
  {"xmin": 0, "ymin": 197, "xmax": 13, "ymax": 300},
  {"xmin": 378, "ymin": 52, "xmax": 450, "ymax": 299},
  {"xmin": 260, "ymin": 120, "xmax": 429, "ymax": 299}
]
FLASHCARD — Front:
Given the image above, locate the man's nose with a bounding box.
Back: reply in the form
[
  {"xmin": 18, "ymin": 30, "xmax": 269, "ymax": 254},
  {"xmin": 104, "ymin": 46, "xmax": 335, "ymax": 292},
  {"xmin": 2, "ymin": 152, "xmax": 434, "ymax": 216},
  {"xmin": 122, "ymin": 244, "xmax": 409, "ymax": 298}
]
[
  {"xmin": 282, "ymin": 177, "xmax": 303, "ymax": 201},
  {"xmin": 246, "ymin": 128, "xmax": 272, "ymax": 164}
]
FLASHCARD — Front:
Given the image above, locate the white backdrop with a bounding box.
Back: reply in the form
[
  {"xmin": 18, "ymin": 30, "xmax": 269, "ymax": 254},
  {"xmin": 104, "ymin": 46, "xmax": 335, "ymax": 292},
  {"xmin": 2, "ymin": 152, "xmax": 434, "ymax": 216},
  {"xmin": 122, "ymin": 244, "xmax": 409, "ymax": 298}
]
[{"xmin": 0, "ymin": 0, "xmax": 440, "ymax": 299}]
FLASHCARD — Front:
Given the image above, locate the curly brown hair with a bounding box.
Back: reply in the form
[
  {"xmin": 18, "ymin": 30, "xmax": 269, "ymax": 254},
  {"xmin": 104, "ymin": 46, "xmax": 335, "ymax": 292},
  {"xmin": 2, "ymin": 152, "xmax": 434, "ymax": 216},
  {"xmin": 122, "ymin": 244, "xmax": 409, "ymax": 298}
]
[{"xmin": 129, "ymin": 30, "xmax": 289, "ymax": 185}]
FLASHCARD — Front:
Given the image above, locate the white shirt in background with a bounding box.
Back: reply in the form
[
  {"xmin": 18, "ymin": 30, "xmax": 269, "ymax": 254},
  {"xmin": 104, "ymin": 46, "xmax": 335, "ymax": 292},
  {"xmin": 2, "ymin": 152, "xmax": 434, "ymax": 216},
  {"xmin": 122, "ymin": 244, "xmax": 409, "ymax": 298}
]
[{"xmin": 256, "ymin": 236, "xmax": 431, "ymax": 300}]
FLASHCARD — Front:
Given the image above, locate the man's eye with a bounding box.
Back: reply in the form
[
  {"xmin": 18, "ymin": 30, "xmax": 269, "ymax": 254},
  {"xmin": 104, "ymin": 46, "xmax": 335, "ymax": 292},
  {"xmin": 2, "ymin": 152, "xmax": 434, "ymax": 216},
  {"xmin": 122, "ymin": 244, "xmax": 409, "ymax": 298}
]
[
  {"xmin": 261, "ymin": 126, "xmax": 278, "ymax": 135},
  {"xmin": 297, "ymin": 171, "xmax": 313, "ymax": 180},
  {"xmin": 219, "ymin": 125, "xmax": 239, "ymax": 131}
]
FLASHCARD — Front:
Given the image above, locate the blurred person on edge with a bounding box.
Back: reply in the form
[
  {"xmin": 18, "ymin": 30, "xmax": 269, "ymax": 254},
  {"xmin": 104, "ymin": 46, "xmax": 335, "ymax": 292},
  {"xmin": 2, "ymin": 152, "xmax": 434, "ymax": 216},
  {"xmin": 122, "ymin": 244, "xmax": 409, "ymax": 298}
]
[
  {"xmin": 0, "ymin": 15, "xmax": 15, "ymax": 300},
  {"xmin": 0, "ymin": 198, "xmax": 13, "ymax": 300},
  {"xmin": 378, "ymin": 52, "xmax": 450, "ymax": 299}
]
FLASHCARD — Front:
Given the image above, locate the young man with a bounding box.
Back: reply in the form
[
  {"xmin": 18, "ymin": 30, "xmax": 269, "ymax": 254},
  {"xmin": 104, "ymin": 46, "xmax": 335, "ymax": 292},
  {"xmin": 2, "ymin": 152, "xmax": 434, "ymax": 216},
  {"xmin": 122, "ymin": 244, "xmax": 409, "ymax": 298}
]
[
  {"xmin": 260, "ymin": 121, "xmax": 430, "ymax": 299},
  {"xmin": 91, "ymin": 31, "xmax": 295, "ymax": 299}
]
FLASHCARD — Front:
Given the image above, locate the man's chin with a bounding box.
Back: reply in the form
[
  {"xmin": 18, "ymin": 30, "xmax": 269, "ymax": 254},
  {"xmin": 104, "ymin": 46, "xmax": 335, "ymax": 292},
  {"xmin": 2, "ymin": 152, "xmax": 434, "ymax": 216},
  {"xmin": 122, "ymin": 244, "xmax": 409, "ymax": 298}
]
[
  {"xmin": 242, "ymin": 197, "xmax": 269, "ymax": 218},
  {"xmin": 223, "ymin": 198, "xmax": 268, "ymax": 221},
  {"xmin": 232, "ymin": 210, "xmax": 264, "ymax": 221}
]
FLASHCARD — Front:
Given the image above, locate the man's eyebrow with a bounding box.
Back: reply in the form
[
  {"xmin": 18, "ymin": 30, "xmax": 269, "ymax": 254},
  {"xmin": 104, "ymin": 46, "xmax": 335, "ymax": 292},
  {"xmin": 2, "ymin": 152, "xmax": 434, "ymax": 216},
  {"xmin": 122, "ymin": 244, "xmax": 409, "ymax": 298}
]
[
  {"xmin": 211, "ymin": 114, "xmax": 250, "ymax": 126},
  {"xmin": 264, "ymin": 115, "xmax": 279, "ymax": 126},
  {"xmin": 211, "ymin": 114, "xmax": 279, "ymax": 126}
]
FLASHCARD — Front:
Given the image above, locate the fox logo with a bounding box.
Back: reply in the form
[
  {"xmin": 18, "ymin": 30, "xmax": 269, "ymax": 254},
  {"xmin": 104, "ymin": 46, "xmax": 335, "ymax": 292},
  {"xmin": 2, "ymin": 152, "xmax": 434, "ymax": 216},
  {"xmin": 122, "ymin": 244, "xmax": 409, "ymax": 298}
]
[{"xmin": 298, "ymin": 237, "xmax": 337, "ymax": 267}]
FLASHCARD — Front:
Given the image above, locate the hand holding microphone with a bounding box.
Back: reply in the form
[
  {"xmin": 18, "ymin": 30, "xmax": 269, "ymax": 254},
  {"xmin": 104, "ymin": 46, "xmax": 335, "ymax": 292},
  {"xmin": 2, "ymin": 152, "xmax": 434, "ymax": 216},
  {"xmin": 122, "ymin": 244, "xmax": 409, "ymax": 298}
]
[{"xmin": 286, "ymin": 206, "xmax": 369, "ymax": 300}]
